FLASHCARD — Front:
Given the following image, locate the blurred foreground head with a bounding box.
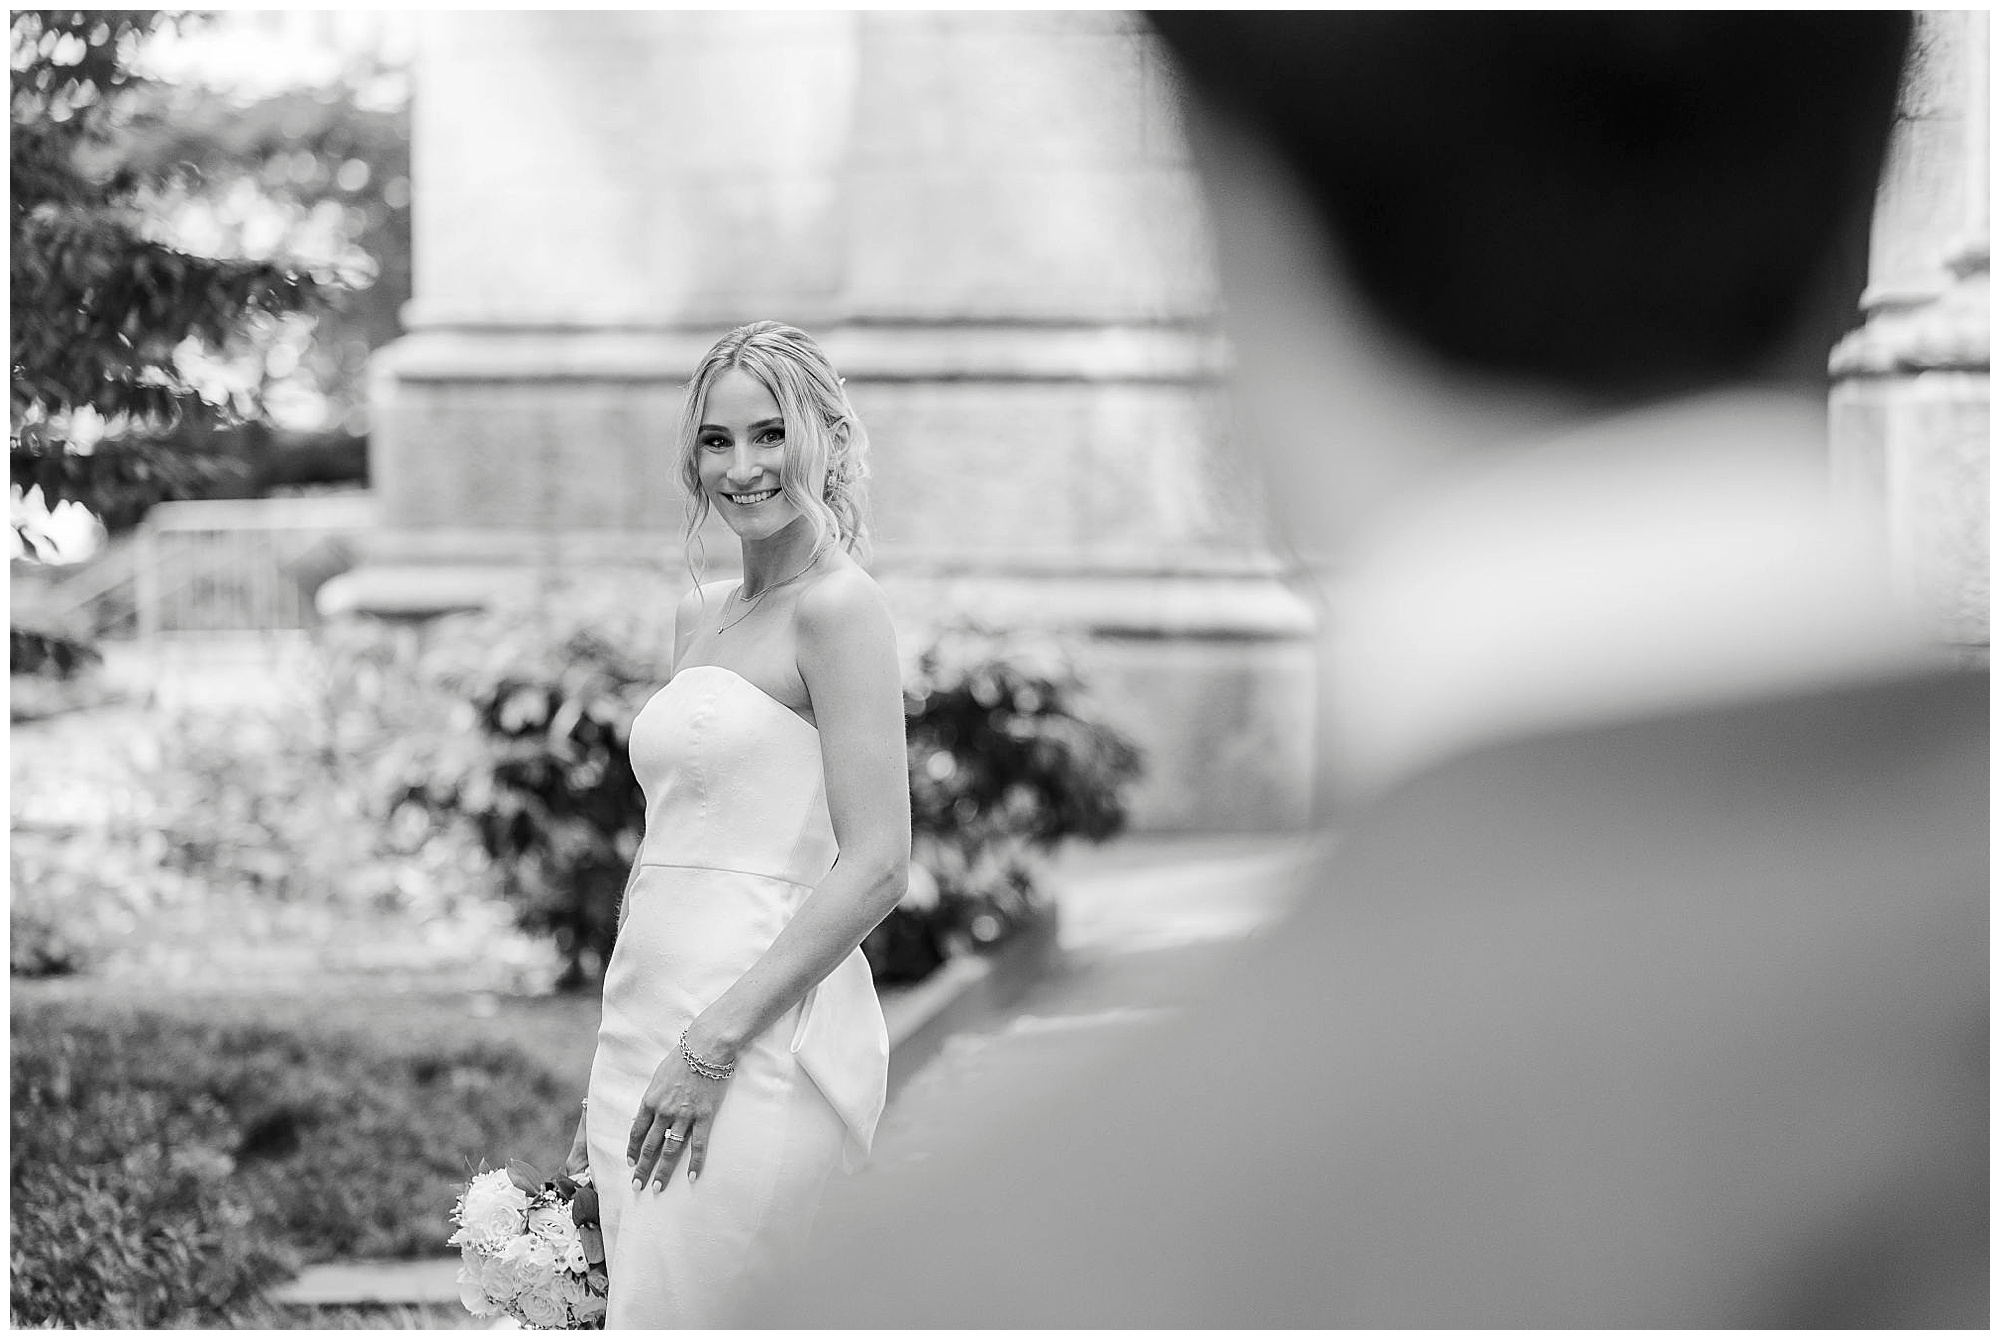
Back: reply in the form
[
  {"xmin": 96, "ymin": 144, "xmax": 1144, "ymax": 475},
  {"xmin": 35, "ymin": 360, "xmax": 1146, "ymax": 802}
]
[
  {"xmin": 1150, "ymin": 11, "xmax": 1911, "ymax": 402},
  {"xmin": 1153, "ymin": 12, "xmax": 1929, "ymax": 798}
]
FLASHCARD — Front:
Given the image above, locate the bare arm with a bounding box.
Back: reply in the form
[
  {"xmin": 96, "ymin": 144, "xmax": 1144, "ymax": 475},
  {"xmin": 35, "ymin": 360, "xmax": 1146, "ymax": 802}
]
[{"xmin": 684, "ymin": 567, "xmax": 911, "ymax": 1061}]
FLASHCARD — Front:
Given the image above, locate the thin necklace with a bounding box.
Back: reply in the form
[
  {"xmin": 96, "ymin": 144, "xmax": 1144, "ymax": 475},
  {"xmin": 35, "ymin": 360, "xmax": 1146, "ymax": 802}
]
[{"xmin": 717, "ymin": 552, "xmax": 817, "ymax": 634}]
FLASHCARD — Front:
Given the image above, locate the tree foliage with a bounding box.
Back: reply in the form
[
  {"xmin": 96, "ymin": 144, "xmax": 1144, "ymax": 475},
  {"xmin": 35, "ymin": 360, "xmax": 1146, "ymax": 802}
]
[
  {"xmin": 111, "ymin": 54, "xmax": 413, "ymax": 466},
  {"xmin": 9, "ymin": 9, "xmax": 327, "ymax": 550}
]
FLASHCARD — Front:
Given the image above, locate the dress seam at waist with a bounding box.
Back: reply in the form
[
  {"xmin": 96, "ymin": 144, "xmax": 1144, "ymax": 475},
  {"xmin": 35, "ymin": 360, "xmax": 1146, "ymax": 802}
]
[{"xmin": 636, "ymin": 860, "xmax": 815, "ymax": 889}]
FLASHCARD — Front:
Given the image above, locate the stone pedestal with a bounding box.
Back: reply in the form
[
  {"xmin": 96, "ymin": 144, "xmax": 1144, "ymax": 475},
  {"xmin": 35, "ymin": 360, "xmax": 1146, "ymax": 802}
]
[
  {"xmin": 331, "ymin": 11, "xmax": 1315, "ymax": 831},
  {"xmin": 1830, "ymin": 12, "xmax": 1989, "ymax": 658}
]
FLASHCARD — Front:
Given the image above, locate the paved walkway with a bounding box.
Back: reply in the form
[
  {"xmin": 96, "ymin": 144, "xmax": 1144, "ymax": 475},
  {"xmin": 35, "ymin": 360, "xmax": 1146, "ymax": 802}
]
[
  {"xmin": 822, "ymin": 833, "xmax": 1315, "ymax": 1196},
  {"xmin": 269, "ymin": 832, "xmax": 1318, "ymax": 1315}
]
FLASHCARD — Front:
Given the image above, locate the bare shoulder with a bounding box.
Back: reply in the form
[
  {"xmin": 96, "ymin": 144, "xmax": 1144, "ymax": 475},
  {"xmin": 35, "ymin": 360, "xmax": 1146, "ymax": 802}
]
[{"xmin": 794, "ymin": 557, "xmax": 895, "ymax": 656}]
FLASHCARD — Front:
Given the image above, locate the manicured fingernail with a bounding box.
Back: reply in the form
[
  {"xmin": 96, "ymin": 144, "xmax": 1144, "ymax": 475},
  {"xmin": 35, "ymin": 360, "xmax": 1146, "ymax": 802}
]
[
  {"xmin": 630, "ymin": 1177, "xmax": 643, "ymax": 1191},
  {"xmin": 687, "ymin": 1171, "xmax": 698, "ymax": 1184},
  {"xmin": 625, "ymin": 1156, "xmax": 635, "ymax": 1168}
]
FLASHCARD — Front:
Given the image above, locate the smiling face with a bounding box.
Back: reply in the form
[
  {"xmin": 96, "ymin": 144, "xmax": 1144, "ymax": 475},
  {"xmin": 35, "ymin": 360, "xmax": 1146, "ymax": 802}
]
[{"xmin": 696, "ymin": 366, "xmax": 806, "ymax": 542}]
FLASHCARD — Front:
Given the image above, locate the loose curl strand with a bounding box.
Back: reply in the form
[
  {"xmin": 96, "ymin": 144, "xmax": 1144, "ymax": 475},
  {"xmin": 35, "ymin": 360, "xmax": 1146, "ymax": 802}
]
[{"xmin": 676, "ymin": 321, "xmax": 872, "ymax": 590}]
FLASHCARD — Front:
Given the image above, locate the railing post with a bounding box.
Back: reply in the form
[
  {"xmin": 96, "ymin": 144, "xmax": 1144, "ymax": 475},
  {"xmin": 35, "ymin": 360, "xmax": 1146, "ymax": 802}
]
[{"xmin": 134, "ymin": 518, "xmax": 160, "ymax": 645}]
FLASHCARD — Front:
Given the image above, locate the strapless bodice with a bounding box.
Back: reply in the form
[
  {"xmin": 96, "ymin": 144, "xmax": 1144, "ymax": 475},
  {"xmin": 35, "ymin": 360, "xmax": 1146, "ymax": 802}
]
[{"xmin": 630, "ymin": 665, "xmax": 836, "ymax": 890}]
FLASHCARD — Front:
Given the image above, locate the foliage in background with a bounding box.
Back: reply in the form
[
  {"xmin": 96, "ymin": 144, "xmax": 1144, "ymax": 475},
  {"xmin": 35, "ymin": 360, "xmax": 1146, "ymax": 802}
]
[
  {"xmin": 12, "ymin": 1002, "xmax": 576, "ymax": 1326},
  {"xmin": 402, "ymin": 574, "xmax": 1145, "ymax": 990},
  {"xmin": 10, "ymin": 590, "xmax": 1142, "ymax": 993},
  {"xmin": 407, "ymin": 576, "xmax": 677, "ymax": 992},
  {"xmin": 107, "ymin": 44, "xmax": 413, "ymax": 492},
  {"xmin": 9, "ymin": 622, "xmax": 100, "ymax": 678},
  {"xmin": 8, "ymin": 622, "xmax": 544, "ymax": 988},
  {"xmin": 10, "ymin": 10, "xmax": 329, "ymax": 549},
  {"xmin": 886, "ymin": 625, "xmax": 1143, "ymax": 979}
]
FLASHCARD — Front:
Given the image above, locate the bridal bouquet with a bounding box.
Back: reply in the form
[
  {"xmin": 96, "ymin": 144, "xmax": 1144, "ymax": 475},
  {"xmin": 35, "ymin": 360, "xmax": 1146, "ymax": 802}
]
[{"xmin": 449, "ymin": 1159, "xmax": 608, "ymax": 1329}]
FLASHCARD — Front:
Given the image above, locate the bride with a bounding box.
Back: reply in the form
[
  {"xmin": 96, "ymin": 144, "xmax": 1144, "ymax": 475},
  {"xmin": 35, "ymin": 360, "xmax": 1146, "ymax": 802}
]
[{"xmin": 563, "ymin": 321, "xmax": 907, "ymax": 1326}]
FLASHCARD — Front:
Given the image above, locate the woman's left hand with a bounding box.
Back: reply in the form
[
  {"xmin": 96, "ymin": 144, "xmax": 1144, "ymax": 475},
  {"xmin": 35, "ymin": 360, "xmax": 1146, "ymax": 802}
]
[{"xmin": 626, "ymin": 1042, "xmax": 733, "ymax": 1193}]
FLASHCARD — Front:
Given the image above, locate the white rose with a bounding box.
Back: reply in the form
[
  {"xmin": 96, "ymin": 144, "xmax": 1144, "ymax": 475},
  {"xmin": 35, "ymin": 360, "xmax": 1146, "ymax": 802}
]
[
  {"xmin": 515, "ymin": 1287, "xmax": 568, "ymax": 1329},
  {"xmin": 456, "ymin": 1260, "xmax": 498, "ymax": 1317},
  {"xmin": 479, "ymin": 1247, "xmax": 529, "ymax": 1302},
  {"xmin": 529, "ymin": 1206, "xmax": 589, "ymax": 1272},
  {"xmin": 552, "ymin": 1272, "xmax": 594, "ymax": 1325},
  {"xmin": 499, "ymin": 1232, "xmax": 561, "ymax": 1295},
  {"xmin": 456, "ymin": 1169, "xmax": 530, "ymax": 1250},
  {"xmin": 527, "ymin": 1203, "xmax": 575, "ymax": 1245}
]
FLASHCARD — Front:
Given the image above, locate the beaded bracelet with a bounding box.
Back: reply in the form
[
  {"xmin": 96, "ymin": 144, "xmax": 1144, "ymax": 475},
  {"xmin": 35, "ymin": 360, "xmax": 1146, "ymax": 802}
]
[{"xmin": 679, "ymin": 1029, "xmax": 736, "ymax": 1080}]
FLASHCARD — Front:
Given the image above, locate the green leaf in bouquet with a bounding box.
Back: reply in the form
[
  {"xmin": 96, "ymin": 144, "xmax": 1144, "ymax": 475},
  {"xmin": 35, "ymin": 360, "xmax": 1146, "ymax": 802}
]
[
  {"xmin": 506, "ymin": 1158, "xmax": 543, "ymax": 1194},
  {"xmin": 571, "ymin": 1181, "xmax": 600, "ymax": 1228},
  {"xmin": 580, "ymin": 1221, "xmax": 605, "ymax": 1266}
]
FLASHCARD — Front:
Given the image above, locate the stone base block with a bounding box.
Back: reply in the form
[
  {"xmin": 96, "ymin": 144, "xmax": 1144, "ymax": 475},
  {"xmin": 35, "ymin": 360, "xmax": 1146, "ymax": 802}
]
[
  {"xmin": 1075, "ymin": 634, "xmax": 1315, "ymax": 833},
  {"xmin": 1831, "ymin": 370, "xmax": 1990, "ymax": 646}
]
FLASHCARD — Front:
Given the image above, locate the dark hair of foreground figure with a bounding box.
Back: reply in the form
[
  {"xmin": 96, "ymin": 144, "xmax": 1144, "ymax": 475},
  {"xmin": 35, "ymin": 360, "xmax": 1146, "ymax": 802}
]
[{"xmin": 1147, "ymin": 11, "xmax": 1914, "ymax": 402}]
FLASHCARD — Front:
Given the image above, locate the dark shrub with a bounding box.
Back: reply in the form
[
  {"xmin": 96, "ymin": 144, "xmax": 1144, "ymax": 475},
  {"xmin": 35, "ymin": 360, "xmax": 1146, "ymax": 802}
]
[
  {"xmin": 876, "ymin": 625, "xmax": 1142, "ymax": 979},
  {"xmin": 408, "ymin": 577, "xmax": 671, "ymax": 991},
  {"xmin": 8, "ymin": 873, "xmax": 108, "ymax": 979},
  {"xmin": 11, "ymin": 1016, "xmax": 294, "ymax": 1327},
  {"xmin": 9, "ymin": 626, "xmax": 101, "ymax": 679}
]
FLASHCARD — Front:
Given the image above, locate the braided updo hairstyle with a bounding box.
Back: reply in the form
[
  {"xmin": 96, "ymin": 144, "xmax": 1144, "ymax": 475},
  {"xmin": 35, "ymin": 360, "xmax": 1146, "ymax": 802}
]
[{"xmin": 676, "ymin": 321, "xmax": 872, "ymax": 577}]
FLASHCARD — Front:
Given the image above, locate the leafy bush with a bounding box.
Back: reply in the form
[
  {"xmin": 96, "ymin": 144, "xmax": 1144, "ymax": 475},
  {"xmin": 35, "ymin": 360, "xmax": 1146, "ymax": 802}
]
[
  {"xmin": 9, "ymin": 861, "xmax": 117, "ymax": 978},
  {"xmin": 147, "ymin": 624, "xmax": 497, "ymax": 920},
  {"xmin": 887, "ymin": 625, "xmax": 1142, "ymax": 977},
  {"xmin": 408, "ymin": 576, "xmax": 671, "ymax": 991},
  {"xmin": 12, "ymin": 1011, "xmax": 294, "ymax": 1328},
  {"xmin": 11, "ymin": 1001, "xmax": 578, "ymax": 1326},
  {"xmin": 7, "ymin": 621, "xmax": 547, "ymax": 987},
  {"xmin": 402, "ymin": 574, "xmax": 1144, "ymax": 989}
]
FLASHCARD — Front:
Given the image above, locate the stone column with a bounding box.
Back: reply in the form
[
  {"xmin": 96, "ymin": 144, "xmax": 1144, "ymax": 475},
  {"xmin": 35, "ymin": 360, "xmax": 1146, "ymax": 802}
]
[
  {"xmin": 1830, "ymin": 11, "xmax": 1989, "ymax": 661},
  {"xmin": 825, "ymin": 12, "xmax": 1315, "ymax": 830}
]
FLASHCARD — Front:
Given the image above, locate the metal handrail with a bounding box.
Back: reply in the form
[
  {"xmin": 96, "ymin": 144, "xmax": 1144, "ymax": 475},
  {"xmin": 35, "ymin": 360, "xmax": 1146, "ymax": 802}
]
[{"xmin": 24, "ymin": 493, "xmax": 377, "ymax": 639}]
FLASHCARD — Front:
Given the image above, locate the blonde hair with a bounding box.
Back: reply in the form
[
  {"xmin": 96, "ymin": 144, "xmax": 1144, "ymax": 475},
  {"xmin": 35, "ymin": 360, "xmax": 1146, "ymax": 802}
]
[{"xmin": 677, "ymin": 321, "xmax": 871, "ymax": 582}]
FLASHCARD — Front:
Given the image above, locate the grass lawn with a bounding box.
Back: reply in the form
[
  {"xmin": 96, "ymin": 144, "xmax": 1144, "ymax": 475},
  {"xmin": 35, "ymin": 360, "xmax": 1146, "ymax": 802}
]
[
  {"xmin": 13, "ymin": 978, "xmax": 600, "ymax": 1327},
  {"xmin": 238, "ymin": 1301, "xmax": 490, "ymax": 1329},
  {"xmin": 13, "ymin": 975, "xmax": 603, "ymax": 1101}
]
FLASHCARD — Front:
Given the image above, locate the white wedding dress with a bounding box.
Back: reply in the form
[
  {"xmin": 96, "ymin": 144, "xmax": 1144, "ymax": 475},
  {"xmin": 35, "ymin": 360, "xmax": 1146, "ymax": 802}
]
[{"xmin": 585, "ymin": 664, "xmax": 889, "ymax": 1327}]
